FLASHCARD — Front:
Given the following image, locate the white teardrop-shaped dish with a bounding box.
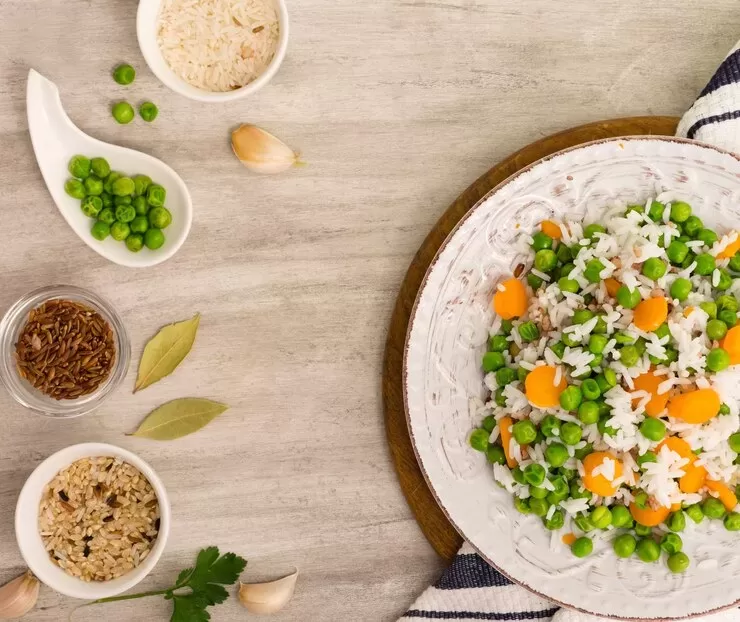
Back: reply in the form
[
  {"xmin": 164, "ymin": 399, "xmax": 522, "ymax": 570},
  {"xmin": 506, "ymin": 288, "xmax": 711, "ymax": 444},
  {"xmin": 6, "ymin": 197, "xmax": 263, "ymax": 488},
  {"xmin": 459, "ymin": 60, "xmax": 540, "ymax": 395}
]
[{"xmin": 26, "ymin": 69, "xmax": 192, "ymax": 268}]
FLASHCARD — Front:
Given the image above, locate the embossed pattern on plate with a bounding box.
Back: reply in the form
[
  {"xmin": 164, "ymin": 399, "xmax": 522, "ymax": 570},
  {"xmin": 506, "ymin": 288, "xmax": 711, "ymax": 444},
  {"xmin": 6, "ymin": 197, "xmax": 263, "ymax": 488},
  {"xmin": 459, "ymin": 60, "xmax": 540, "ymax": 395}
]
[{"xmin": 404, "ymin": 137, "xmax": 740, "ymax": 620}]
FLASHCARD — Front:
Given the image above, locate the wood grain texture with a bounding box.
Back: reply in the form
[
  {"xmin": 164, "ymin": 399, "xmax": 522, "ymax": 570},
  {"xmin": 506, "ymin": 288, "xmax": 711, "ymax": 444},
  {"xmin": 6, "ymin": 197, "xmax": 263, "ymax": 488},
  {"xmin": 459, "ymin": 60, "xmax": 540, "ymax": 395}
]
[
  {"xmin": 0, "ymin": 0, "xmax": 738, "ymax": 619},
  {"xmin": 383, "ymin": 116, "xmax": 680, "ymax": 562}
]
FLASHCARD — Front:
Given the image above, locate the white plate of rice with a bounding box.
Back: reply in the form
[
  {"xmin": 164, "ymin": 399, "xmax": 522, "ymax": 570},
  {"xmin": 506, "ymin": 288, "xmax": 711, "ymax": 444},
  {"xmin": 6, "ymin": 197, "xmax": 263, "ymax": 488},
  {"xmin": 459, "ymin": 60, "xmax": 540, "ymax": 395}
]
[
  {"xmin": 404, "ymin": 136, "xmax": 740, "ymax": 620},
  {"xmin": 137, "ymin": 0, "xmax": 289, "ymax": 102}
]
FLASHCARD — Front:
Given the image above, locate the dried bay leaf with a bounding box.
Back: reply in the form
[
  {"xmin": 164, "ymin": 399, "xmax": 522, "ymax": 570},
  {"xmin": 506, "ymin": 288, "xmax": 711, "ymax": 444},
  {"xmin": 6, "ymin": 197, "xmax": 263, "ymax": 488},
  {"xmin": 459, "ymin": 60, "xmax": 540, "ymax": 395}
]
[
  {"xmin": 135, "ymin": 313, "xmax": 200, "ymax": 392},
  {"xmin": 130, "ymin": 398, "xmax": 228, "ymax": 440}
]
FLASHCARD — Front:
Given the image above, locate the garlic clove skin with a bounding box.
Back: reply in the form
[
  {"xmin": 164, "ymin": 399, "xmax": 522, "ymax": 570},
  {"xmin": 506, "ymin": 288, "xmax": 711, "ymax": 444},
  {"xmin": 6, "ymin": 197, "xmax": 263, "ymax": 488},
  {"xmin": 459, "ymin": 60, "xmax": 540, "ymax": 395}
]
[
  {"xmin": 0, "ymin": 571, "xmax": 40, "ymax": 619},
  {"xmin": 238, "ymin": 569, "xmax": 298, "ymax": 614},
  {"xmin": 231, "ymin": 124, "xmax": 300, "ymax": 174}
]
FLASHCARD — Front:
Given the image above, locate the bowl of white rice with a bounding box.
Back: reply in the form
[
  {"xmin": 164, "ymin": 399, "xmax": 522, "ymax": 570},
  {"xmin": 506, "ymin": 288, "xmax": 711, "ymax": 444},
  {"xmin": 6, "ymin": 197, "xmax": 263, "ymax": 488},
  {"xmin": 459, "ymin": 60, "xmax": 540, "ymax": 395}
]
[{"xmin": 137, "ymin": 0, "xmax": 288, "ymax": 103}]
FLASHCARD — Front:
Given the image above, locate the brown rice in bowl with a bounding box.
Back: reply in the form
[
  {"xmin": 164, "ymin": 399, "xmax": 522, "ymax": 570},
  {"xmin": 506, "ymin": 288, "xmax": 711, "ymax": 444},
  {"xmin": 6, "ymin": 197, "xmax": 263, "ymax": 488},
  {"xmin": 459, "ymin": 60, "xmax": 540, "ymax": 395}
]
[{"xmin": 39, "ymin": 456, "xmax": 160, "ymax": 582}]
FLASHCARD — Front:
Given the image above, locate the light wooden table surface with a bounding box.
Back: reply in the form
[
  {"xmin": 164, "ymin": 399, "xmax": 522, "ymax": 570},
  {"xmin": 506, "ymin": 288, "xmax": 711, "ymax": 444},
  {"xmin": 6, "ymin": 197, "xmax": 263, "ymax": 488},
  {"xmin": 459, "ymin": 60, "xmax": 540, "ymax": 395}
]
[{"xmin": 0, "ymin": 1, "xmax": 739, "ymax": 620}]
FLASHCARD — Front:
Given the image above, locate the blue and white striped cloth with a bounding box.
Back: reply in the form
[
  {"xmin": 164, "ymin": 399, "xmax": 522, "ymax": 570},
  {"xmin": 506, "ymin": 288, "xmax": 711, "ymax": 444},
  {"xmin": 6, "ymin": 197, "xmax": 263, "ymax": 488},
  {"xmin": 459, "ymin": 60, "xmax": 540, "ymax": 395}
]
[{"xmin": 399, "ymin": 39, "xmax": 740, "ymax": 622}]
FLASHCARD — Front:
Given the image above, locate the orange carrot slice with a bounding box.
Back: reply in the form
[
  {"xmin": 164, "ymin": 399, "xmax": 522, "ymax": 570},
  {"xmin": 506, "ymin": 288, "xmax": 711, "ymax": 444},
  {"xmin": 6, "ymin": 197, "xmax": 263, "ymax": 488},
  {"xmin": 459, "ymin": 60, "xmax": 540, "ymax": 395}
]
[
  {"xmin": 582, "ymin": 452, "xmax": 624, "ymax": 497},
  {"xmin": 721, "ymin": 326, "xmax": 740, "ymax": 366},
  {"xmin": 718, "ymin": 236, "xmax": 740, "ymax": 259},
  {"xmin": 630, "ymin": 503, "xmax": 670, "ymax": 527},
  {"xmin": 605, "ymin": 278, "xmax": 621, "ymax": 297},
  {"xmin": 524, "ymin": 366, "xmax": 567, "ymax": 408},
  {"xmin": 632, "ymin": 370, "xmax": 669, "ymax": 417},
  {"xmin": 562, "ymin": 533, "xmax": 577, "ymax": 546},
  {"xmin": 493, "ymin": 278, "xmax": 528, "ymax": 320},
  {"xmin": 668, "ymin": 389, "xmax": 721, "ymax": 424},
  {"xmin": 498, "ymin": 416, "xmax": 518, "ymax": 468},
  {"xmin": 633, "ymin": 297, "xmax": 668, "ymax": 332},
  {"xmin": 683, "ymin": 306, "xmax": 694, "ymax": 318},
  {"xmin": 540, "ymin": 220, "xmax": 562, "ymax": 240},
  {"xmin": 657, "ymin": 436, "xmax": 707, "ymax": 493},
  {"xmin": 705, "ymin": 480, "xmax": 738, "ymax": 511}
]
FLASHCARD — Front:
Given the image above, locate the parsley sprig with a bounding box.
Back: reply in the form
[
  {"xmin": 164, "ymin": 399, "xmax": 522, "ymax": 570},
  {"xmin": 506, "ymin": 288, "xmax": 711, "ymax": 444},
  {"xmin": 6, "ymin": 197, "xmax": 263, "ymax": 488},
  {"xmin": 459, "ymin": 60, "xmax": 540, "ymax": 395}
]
[{"xmin": 87, "ymin": 547, "xmax": 247, "ymax": 622}]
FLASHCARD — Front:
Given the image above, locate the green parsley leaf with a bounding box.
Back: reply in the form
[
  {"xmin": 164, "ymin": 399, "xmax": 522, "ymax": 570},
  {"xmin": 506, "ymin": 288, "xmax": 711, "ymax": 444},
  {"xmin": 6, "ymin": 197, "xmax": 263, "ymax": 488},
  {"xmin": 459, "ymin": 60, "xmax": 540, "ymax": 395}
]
[{"xmin": 171, "ymin": 593, "xmax": 211, "ymax": 622}]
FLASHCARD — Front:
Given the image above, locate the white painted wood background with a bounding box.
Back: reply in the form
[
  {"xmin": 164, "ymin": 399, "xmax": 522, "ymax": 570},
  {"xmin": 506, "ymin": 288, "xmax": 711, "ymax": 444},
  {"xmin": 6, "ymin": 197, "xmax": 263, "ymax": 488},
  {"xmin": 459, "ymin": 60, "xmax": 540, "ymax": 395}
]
[{"xmin": 0, "ymin": 1, "xmax": 738, "ymax": 620}]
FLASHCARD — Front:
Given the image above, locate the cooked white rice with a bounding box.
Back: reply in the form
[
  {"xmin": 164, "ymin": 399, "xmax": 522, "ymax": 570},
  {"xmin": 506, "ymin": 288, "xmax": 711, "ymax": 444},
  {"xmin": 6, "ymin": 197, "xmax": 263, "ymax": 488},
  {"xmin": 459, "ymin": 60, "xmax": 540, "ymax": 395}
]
[{"xmin": 157, "ymin": 0, "xmax": 280, "ymax": 92}]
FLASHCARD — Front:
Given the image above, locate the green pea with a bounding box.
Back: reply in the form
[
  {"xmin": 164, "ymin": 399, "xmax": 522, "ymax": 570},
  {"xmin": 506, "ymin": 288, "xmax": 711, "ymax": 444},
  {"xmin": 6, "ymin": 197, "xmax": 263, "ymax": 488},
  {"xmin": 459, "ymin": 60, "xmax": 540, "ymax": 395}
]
[
  {"xmin": 130, "ymin": 215, "xmax": 149, "ymax": 234},
  {"xmin": 98, "ymin": 208, "xmax": 116, "ymax": 225},
  {"xmin": 110, "ymin": 221, "xmax": 131, "ymax": 241},
  {"xmin": 112, "ymin": 177, "xmax": 135, "ymax": 196},
  {"xmin": 518, "ymin": 321, "xmax": 539, "ymax": 342},
  {"xmin": 556, "ymin": 244, "xmax": 572, "ymax": 263},
  {"xmin": 115, "ymin": 205, "xmax": 136, "ymax": 223},
  {"xmin": 669, "ymin": 277, "xmax": 692, "ymax": 302},
  {"xmin": 727, "ymin": 433, "xmax": 740, "ymax": 454},
  {"xmin": 558, "ymin": 277, "xmax": 579, "ymax": 293},
  {"xmin": 590, "ymin": 506, "xmax": 612, "ymax": 529},
  {"xmin": 148, "ymin": 206, "xmax": 172, "ymax": 229},
  {"xmin": 486, "ymin": 444, "xmax": 506, "ymax": 465},
  {"xmin": 584, "ymin": 259, "xmax": 605, "ymax": 283},
  {"xmin": 698, "ymin": 228, "xmax": 719, "ymax": 247},
  {"xmin": 596, "ymin": 400, "xmax": 612, "ymax": 417},
  {"xmin": 510, "ymin": 468, "xmax": 525, "ymax": 486},
  {"xmin": 716, "ymin": 269, "xmax": 733, "ymax": 291},
  {"xmin": 634, "ymin": 523, "xmax": 653, "ymax": 536},
  {"xmin": 528, "ymin": 497, "xmax": 550, "ymax": 517},
  {"xmin": 113, "ymin": 63, "xmax": 136, "ymax": 85},
  {"xmin": 533, "ymin": 418, "xmax": 557, "ymax": 441},
  {"xmin": 642, "ymin": 257, "xmax": 666, "ymax": 280},
  {"xmin": 584, "ymin": 223, "xmax": 606, "ymax": 239},
  {"xmin": 705, "ymin": 320, "xmax": 728, "ymax": 342},
  {"xmin": 90, "ymin": 157, "xmax": 110, "ymax": 179},
  {"xmin": 482, "ymin": 352, "xmax": 505, "ymax": 373},
  {"xmin": 561, "ymin": 262, "xmax": 575, "ymax": 277},
  {"xmin": 131, "ymin": 196, "xmax": 149, "ymax": 218},
  {"xmin": 636, "ymin": 451, "xmax": 657, "ymax": 468},
  {"xmin": 660, "ymin": 532, "xmax": 683, "ymax": 555},
  {"xmin": 545, "ymin": 443, "xmax": 569, "ymax": 468},
  {"xmin": 611, "ymin": 505, "xmax": 633, "ymax": 529},
  {"xmin": 543, "ymin": 509, "xmax": 565, "ymax": 530},
  {"xmin": 668, "ymin": 510, "xmax": 686, "ymax": 532},
  {"xmin": 719, "ymin": 309, "xmax": 738, "ymax": 327},
  {"xmin": 619, "ymin": 344, "xmax": 640, "ymax": 367},
  {"xmin": 103, "ymin": 171, "xmax": 122, "ymax": 194},
  {"xmin": 83, "ymin": 175, "xmax": 103, "ymax": 196},
  {"xmin": 533, "ymin": 249, "xmax": 556, "ymax": 272},
  {"xmin": 616, "ymin": 285, "xmax": 641, "ymax": 309},
  {"xmin": 639, "ymin": 417, "xmax": 666, "ymax": 442},
  {"xmin": 669, "ymin": 201, "xmax": 692, "ymax": 223},
  {"xmin": 489, "ymin": 335, "xmax": 509, "ymax": 352},
  {"xmin": 559, "ymin": 386, "xmax": 582, "ymax": 411},
  {"xmin": 496, "ymin": 367, "xmax": 516, "ymax": 386},
  {"xmin": 699, "ymin": 301, "xmax": 717, "ymax": 319},
  {"xmin": 90, "ymin": 221, "xmax": 110, "ymax": 241},
  {"xmin": 573, "ymin": 309, "xmax": 594, "ymax": 325},
  {"xmin": 548, "ymin": 341, "xmax": 566, "ymax": 359},
  {"xmin": 683, "ymin": 215, "xmax": 703, "ymax": 237},
  {"xmin": 717, "ymin": 295, "xmax": 738, "ymax": 312},
  {"xmin": 613, "ymin": 533, "xmax": 637, "ymax": 558},
  {"xmin": 559, "ymin": 466, "xmax": 577, "ymax": 481},
  {"xmin": 80, "ymin": 195, "xmax": 102, "ymax": 218},
  {"xmin": 722, "ymin": 403, "xmax": 732, "ymax": 416},
  {"xmin": 531, "ymin": 231, "xmax": 553, "ymax": 251},
  {"xmin": 112, "ymin": 101, "xmax": 135, "ymax": 124},
  {"xmin": 64, "ymin": 178, "xmax": 86, "ymax": 199},
  {"xmin": 469, "ymin": 428, "xmax": 489, "ymax": 451},
  {"xmin": 546, "ymin": 477, "xmax": 569, "ymax": 504},
  {"xmin": 724, "ymin": 512, "xmax": 740, "ymax": 531},
  {"xmin": 667, "ymin": 552, "xmax": 690, "ymax": 574},
  {"xmin": 706, "ymin": 348, "xmax": 730, "ymax": 372},
  {"xmin": 597, "ymin": 369, "xmax": 617, "ymax": 392},
  {"xmin": 685, "ymin": 504, "xmax": 704, "ymax": 524},
  {"xmin": 694, "ymin": 253, "xmax": 716, "ymax": 276},
  {"xmin": 574, "ymin": 513, "xmax": 594, "ymax": 532},
  {"xmin": 636, "ymin": 538, "xmax": 660, "ymax": 563},
  {"xmin": 579, "ymin": 381, "xmax": 599, "ymax": 403},
  {"xmin": 530, "ymin": 485, "xmax": 549, "ymax": 499},
  {"xmin": 730, "ymin": 253, "xmax": 740, "ymax": 272},
  {"xmin": 494, "ymin": 388, "xmax": 507, "ymax": 407},
  {"xmin": 523, "ymin": 463, "xmax": 546, "ymax": 486},
  {"xmin": 702, "ymin": 497, "xmax": 726, "ymax": 519},
  {"xmin": 114, "ymin": 195, "xmax": 132, "ymax": 206},
  {"xmin": 100, "ymin": 192, "xmax": 113, "ymax": 208},
  {"xmin": 527, "ymin": 273, "xmax": 543, "ymax": 289},
  {"xmin": 562, "ymin": 332, "xmax": 580, "ymax": 347},
  {"xmin": 625, "ymin": 204, "xmax": 645, "ymax": 216},
  {"xmin": 574, "ymin": 443, "xmax": 593, "ymax": 460},
  {"xmin": 517, "ymin": 367, "xmax": 529, "ymax": 383},
  {"xmin": 647, "ymin": 200, "xmax": 666, "ymax": 221},
  {"xmin": 68, "ymin": 155, "xmax": 91, "ymax": 179},
  {"xmin": 571, "ymin": 536, "xmax": 593, "ymax": 558},
  {"xmin": 512, "ymin": 420, "xmax": 537, "ymax": 445},
  {"xmin": 598, "ymin": 415, "xmax": 617, "ymax": 438},
  {"xmin": 514, "ymin": 497, "xmax": 531, "ymax": 515},
  {"xmin": 500, "ymin": 320, "xmax": 513, "ymax": 335},
  {"xmin": 139, "ymin": 102, "xmax": 159, "ymax": 123},
  {"xmin": 577, "ymin": 401, "xmax": 600, "ymax": 424}
]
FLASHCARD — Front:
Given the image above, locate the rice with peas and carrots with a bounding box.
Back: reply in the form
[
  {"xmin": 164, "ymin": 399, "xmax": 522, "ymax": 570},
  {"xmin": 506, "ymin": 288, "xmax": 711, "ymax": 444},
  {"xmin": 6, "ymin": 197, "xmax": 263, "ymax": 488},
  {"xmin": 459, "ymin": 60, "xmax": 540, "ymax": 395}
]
[{"xmin": 470, "ymin": 195, "xmax": 740, "ymax": 570}]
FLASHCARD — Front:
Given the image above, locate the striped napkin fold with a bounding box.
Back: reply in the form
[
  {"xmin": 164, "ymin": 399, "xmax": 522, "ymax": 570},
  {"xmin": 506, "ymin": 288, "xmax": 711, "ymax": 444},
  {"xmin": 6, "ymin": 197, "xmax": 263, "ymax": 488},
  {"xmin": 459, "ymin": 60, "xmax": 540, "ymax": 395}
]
[{"xmin": 399, "ymin": 40, "xmax": 740, "ymax": 622}]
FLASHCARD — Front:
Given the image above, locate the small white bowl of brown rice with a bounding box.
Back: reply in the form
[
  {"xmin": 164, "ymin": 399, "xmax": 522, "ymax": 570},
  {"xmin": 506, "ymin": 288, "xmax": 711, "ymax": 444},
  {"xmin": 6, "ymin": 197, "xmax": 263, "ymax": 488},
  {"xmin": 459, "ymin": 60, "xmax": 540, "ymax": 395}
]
[
  {"xmin": 137, "ymin": 0, "xmax": 289, "ymax": 103},
  {"xmin": 15, "ymin": 443, "xmax": 170, "ymax": 599}
]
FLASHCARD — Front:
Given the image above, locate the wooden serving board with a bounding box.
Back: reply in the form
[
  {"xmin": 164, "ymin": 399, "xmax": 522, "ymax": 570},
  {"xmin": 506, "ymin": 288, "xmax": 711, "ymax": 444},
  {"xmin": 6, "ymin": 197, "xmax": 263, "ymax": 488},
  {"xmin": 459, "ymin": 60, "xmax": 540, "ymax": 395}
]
[{"xmin": 382, "ymin": 116, "xmax": 680, "ymax": 561}]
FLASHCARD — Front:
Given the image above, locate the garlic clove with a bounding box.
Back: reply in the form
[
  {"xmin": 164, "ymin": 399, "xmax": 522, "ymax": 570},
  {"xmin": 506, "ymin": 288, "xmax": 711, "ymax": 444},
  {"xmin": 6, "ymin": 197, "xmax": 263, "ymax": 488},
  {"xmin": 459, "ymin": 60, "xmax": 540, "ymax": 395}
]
[
  {"xmin": 0, "ymin": 571, "xmax": 39, "ymax": 619},
  {"xmin": 238, "ymin": 569, "xmax": 298, "ymax": 614},
  {"xmin": 231, "ymin": 124, "xmax": 300, "ymax": 174}
]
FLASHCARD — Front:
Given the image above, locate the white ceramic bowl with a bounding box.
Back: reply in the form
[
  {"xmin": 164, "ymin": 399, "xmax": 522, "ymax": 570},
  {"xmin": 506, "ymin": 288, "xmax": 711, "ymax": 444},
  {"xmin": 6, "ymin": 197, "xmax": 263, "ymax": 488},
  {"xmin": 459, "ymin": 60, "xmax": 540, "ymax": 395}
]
[
  {"xmin": 16, "ymin": 443, "xmax": 171, "ymax": 599},
  {"xmin": 405, "ymin": 137, "xmax": 740, "ymax": 620},
  {"xmin": 136, "ymin": 0, "xmax": 289, "ymax": 103}
]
